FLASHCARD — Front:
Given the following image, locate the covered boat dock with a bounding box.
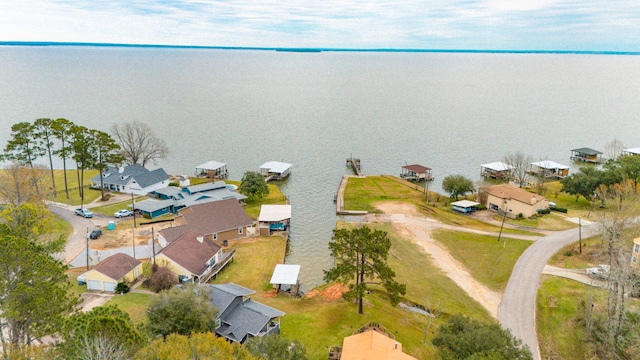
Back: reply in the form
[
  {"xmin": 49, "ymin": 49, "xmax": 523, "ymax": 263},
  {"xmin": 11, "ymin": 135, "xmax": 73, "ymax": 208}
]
[{"xmin": 400, "ymin": 164, "xmax": 433, "ymax": 181}]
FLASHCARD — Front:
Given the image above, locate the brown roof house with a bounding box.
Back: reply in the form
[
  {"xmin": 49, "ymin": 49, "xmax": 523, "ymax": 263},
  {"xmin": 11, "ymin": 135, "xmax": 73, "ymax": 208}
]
[
  {"xmin": 329, "ymin": 323, "xmax": 417, "ymax": 360},
  {"xmin": 81, "ymin": 253, "xmax": 142, "ymax": 292},
  {"xmin": 158, "ymin": 198, "xmax": 254, "ymax": 248},
  {"xmin": 155, "ymin": 230, "xmax": 236, "ymax": 284},
  {"xmin": 484, "ymin": 184, "xmax": 549, "ymax": 219}
]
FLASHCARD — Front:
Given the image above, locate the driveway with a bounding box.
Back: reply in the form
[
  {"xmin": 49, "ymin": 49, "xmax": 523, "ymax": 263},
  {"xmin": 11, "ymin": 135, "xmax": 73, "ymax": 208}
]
[{"xmin": 498, "ymin": 223, "xmax": 601, "ymax": 360}]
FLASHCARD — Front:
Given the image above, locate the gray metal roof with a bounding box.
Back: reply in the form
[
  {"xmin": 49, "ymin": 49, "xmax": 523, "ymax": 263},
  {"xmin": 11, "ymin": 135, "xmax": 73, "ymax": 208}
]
[
  {"xmin": 195, "ymin": 160, "xmax": 227, "ymax": 171},
  {"xmin": 531, "ymin": 160, "xmax": 569, "ymax": 170},
  {"xmin": 260, "ymin": 161, "xmax": 292, "ymax": 174},
  {"xmin": 270, "ymin": 264, "xmax": 300, "ymax": 285},
  {"xmin": 90, "ymin": 164, "xmax": 169, "ymax": 188},
  {"xmin": 258, "ymin": 205, "xmax": 292, "ymax": 222},
  {"xmin": 154, "ymin": 185, "xmax": 183, "ymax": 198},
  {"xmin": 481, "ymin": 161, "xmax": 514, "ymax": 171},
  {"xmin": 186, "ymin": 181, "xmax": 227, "ymax": 194},
  {"xmin": 571, "ymin": 147, "xmax": 603, "ymax": 155}
]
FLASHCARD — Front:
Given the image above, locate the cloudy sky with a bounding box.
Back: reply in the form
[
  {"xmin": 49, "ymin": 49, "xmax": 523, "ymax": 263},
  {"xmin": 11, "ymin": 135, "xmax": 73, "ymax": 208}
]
[{"xmin": 1, "ymin": 1, "xmax": 639, "ymax": 51}]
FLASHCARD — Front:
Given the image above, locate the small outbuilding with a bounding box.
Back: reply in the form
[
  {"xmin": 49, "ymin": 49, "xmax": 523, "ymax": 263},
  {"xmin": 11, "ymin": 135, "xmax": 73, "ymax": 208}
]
[
  {"xmin": 624, "ymin": 148, "xmax": 640, "ymax": 156},
  {"xmin": 258, "ymin": 204, "xmax": 292, "ymax": 236},
  {"xmin": 82, "ymin": 253, "xmax": 142, "ymax": 292},
  {"xmin": 195, "ymin": 161, "xmax": 229, "ymax": 179},
  {"xmin": 480, "ymin": 161, "xmax": 514, "ymax": 179},
  {"xmin": 400, "ymin": 164, "xmax": 433, "ymax": 181},
  {"xmin": 570, "ymin": 148, "xmax": 603, "ymax": 163},
  {"xmin": 269, "ymin": 264, "xmax": 301, "ymax": 295},
  {"xmin": 451, "ymin": 200, "xmax": 480, "ymax": 213},
  {"xmin": 260, "ymin": 161, "xmax": 292, "ymax": 181}
]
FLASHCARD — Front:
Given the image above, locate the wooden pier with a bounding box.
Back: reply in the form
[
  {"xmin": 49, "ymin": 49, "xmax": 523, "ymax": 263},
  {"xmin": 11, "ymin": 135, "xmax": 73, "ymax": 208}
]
[{"xmin": 346, "ymin": 157, "xmax": 363, "ymax": 177}]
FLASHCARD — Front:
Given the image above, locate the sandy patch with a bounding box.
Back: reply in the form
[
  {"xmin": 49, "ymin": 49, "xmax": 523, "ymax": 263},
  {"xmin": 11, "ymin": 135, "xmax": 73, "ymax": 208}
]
[
  {"xmin": 90, "ymin": 221, "xmax": 173, "ymax": 250},
  {"xmin": 370, "ymin": 202, "xmax": 502, "ymax": 318},
  {"xmin": 78, "ymin": 292, "xmax": 113, "ymax": 312},
  {"xmin": 305, "ymin": 283, "xmax": 348, "ymax": 301}
]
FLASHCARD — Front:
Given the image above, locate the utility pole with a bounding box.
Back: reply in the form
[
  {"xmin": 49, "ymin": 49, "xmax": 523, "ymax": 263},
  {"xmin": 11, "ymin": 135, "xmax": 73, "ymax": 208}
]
[
  {"xmin": 132, "ymin": 226, "xmax": 136, "ymax": 259},
  {"xmin": 579, "ymin": 217, "xmax": 582, "ymax": 253},
  {"xmin": 152, "ymin": 227, "xmax": 156, "ymax": 265},
  {"xmin": 86, "ymin": 227, "xmax": 89, "ymax": 271},
  {"xmin": 131, "ymin": 193, "xmax": 137, "ymax": 227}
]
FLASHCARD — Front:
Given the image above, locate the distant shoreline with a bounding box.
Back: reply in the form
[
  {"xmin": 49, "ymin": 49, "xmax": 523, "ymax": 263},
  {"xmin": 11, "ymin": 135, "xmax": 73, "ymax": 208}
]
[{"xmin": 1, "ymin": 41, "xmax": 639, "ymax": 56}]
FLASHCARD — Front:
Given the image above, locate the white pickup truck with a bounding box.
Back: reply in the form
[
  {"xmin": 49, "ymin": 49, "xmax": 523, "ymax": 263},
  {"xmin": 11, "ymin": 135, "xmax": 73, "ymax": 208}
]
[{"xmin": 586, "ymin": 264, "xmax": 610, "ymax": 280}]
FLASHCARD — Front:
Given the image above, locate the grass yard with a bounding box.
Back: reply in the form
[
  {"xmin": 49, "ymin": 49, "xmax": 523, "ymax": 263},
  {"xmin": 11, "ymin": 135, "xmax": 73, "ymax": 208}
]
[
  {"xmin": 537, "ymin": 276, "xmax": 606, "ymax": 360},
  {"xmin": 210, "ymin": 225, "xmax": 494, "ymax": 360},
  {"xmin": 106, "ymin": 292, "xmax": 154, "ymax": 325},
  {"xmin": 432, "ymin": 229, "xmax": 533, "ymax": 291},
  {"xmin": 343, "ymin": 175, "xmax": 428, "ymax": 213},
  {"xmin": 237, "ymin": 183, "xmax": 288, "ymax": 220},
  {"xmin": 495, "ymin": 212, "xmax": 577, "ymax": 231}
]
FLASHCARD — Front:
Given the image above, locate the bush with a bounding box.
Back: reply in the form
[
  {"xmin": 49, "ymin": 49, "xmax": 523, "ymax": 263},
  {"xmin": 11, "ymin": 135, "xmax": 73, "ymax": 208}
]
[
  {"xmin": 538, "ymin": 208, "xmax": 551, "ymax": 215},
  {"xmin": 115, "ymin": 282, "xmax": 130, "ymax": 294},
  {"xmin": 149, "ymin": 265, "xmax": 178, "ymax": 292},
  {"xmin": 550, "ymin": 206, "xmax": 568, "ymax": 213}
]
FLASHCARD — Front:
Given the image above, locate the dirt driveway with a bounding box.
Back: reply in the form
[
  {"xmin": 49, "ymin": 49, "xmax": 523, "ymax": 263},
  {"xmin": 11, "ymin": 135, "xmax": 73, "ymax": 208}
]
[
  {"xmin": 78, "ymin": 292, "xmax": 113, "ymax": 312},
  {"xmin": 365, "ymin": 202, "xmax": 504, "ymax": 318}
]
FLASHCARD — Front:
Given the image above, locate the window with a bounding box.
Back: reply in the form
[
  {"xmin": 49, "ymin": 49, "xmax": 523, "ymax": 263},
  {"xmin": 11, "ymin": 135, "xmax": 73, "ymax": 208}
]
[
  {"xmin": 238, "ymin": 227, "xmax": 244, "ymax": 235},
  {"xmin": 633, "ymin": 256, "xmax": 637, "ymax": 264},
  {"xmin": 634, "ymin": 244, "xmax": 640, "ymax": 254}
]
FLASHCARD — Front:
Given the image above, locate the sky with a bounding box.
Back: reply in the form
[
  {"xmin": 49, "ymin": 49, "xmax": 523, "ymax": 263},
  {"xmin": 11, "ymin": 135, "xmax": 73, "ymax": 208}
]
[{"xmin": 1, "ymin": 1, "xmax": 640, "ymax": 51}]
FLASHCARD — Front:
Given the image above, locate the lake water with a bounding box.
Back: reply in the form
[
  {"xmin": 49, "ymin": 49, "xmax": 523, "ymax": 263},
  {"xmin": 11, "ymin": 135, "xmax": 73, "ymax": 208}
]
[{"xmin": 1, "ymin": 46, "xmax": 639, "ymax": 290}]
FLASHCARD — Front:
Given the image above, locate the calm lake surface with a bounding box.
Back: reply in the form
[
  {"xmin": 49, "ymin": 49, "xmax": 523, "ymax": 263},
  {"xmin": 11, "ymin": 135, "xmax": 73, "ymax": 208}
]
[{"xmin": 1, "ymin": 47, "xmax": 639, "ymax": 290}]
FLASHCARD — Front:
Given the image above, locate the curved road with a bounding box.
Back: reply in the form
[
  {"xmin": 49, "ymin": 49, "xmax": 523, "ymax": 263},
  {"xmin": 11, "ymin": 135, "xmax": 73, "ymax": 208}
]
[{"xmin": 498, "ymin": 223, "xmax": 601, "ymax": 360}]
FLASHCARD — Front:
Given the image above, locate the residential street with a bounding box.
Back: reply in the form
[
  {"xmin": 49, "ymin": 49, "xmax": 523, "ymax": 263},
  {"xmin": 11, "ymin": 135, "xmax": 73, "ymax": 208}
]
[{"xmin": 498, "ymin": 222, "xmax": 601, "ymax": 360}]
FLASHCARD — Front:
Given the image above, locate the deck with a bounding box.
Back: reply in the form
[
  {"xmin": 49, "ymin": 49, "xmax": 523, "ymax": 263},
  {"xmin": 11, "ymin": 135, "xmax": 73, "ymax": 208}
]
[{"xmin": 346, "ymin": 157, "xmax": 363, "ymax": 176}]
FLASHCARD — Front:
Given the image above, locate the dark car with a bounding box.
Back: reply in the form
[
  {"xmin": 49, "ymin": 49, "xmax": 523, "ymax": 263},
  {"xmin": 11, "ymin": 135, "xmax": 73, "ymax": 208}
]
[{"xmin": 89, "ymin": 229, "xmax": 102, "ymax": 239}]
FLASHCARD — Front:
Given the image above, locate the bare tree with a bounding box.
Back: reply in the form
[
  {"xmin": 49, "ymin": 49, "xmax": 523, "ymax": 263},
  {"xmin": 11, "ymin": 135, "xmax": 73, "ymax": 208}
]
[
  {"xmin": 604, "ymin": 138, "xmax": 626, "ymax": 161},
  {"xmin": 414, "ymin": 298, "xmax": 441, "ymax": 344},
  {"xmin": 111, "ymin": 121, "xmax": 169, "ymax": 167},
  {"xmin": 503, "ymin": 151, "xmax": 533, "ymax": 188},
  {"xmin": 76, "ymin": 334, "xmax": 129, "ymax": 360}
]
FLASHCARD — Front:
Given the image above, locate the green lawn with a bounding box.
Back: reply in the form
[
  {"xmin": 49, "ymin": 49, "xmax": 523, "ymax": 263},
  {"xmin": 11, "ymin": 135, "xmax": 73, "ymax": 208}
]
[
  {"xmin": 432, "ymin": 229, "xmax": 533, "ymax": 291},
  {"xmin": 537, "ymin": 276, "xmax": 606, "ymax": 360},
  {"xmin": 106, "ymin": 292, "xmax": 154, "ymax": 325}
]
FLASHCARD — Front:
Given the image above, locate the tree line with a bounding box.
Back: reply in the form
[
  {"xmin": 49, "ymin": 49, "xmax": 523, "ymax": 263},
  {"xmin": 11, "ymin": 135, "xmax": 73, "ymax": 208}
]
[{"xmin": 0, "ymin": 119, "xmax": 168, "ymax": 204}]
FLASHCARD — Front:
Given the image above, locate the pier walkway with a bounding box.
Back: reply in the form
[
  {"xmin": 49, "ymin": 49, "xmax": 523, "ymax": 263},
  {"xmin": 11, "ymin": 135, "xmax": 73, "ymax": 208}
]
[{"xmin": 346, "ymin": 157, "xmax": 363, "ymax": 176}]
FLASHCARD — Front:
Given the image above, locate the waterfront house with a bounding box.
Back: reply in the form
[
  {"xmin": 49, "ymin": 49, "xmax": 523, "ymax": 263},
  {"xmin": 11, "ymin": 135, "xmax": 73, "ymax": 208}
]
[
  {"xmin": 195, "ymin": 160, "xmax": 229, "ymax": 179},
  {"xmin": 258, "ymin": 204, "xmax": 291, "ymax": 236},
  {"xmin": 155, "ymin": 230, "xmax": 234, "ymax": 284},
  {"xmin": 484, "ymin": 184, "xmax": 549, "ymax": 219},
  {"xmin": 135, "ymin": 181, "xmax": 247, "ymax": 218},
  {"xmin": 400, "ymin": 164, "xmax": 433, "ymax": 181},
  {"xmin": 90, "ymin": 164, "xmax": 170, "ymax": 196},
  {"xmin": 570, "ymin": 147, "xmax": 603, "ymax": 163},
  {"xmin": 206, "ymin": 282, "xmax": 285, "ymax": 343},
  {"xmin": 260, "ymin": 161, "xmax": 292, "ymax": 180},
  {"xmin": 157, "ymin": 198, "xmax": 253, "ymax": 247},
  {"xmin": 529, "ymin": 160, "xmax": 570, "ymax": 179},
  {"xmin": 81, "ymin": 253, "xmax": 141, "ymax": 292},
  {"xmin": 480, "ymin": 161, "xmax": 514, "ymax": 179},
  {"xmin": 329, "ymin": 322, "xmax": 417, "ymax": 360}
]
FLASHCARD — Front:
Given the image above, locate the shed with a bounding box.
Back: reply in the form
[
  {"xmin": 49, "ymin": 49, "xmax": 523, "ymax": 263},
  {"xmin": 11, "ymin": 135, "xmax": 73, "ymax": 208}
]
[
  {"xmin": 260, "ymin": 161, "xmax": 292, "ymax": 180},
  {"xmin": 269, "ymin": 264, "xmax": 301, "ymax": 295},
  {"xmin": 195, "ymin": 161, "xmax": 228, "ymax": 179},
  {"xmin": 83, "ymin": 253, "xmax": 141, "ymax": 292},
  {"xmin": 400, "ymin": 164, "xmax": 433, "ymax": 181},
  {"xmin": 480, "ymin": 161, "xmax": 514, "ymax": 179},
  {"xmin": 451, "ymin": 200, "xmax": 480, "ymax": 213},
  {"xmin": 570, "ymin": 148, "xmax": 603, "ymax": 163},
  {"xmin": 258, "ymin": 204, "xmax": 292, "ymax": 236}
]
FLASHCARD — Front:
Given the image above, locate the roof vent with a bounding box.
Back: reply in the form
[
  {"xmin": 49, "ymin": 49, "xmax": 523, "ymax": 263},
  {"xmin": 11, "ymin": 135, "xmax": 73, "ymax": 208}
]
[{"xmin": 196, "ymin": 236, "xmax": 204, "ymax": 243}]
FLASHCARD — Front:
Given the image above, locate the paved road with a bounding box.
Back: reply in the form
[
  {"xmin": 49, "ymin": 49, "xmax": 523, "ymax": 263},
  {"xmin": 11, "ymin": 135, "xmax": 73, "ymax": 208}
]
[{"xmin": 498, "ymin": 223, "xmax": 601, "ymax": 360}]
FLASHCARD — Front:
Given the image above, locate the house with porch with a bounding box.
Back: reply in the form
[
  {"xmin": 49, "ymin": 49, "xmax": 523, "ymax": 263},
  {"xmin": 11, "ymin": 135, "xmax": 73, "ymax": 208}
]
[
  {"xmin": 329, "ymin": 322, "xmax": 417, "ymax": 360},
  {"xmin": 570, "ymin": 147, "xmax": 603, "ymax": 163},
  {"xmin": 400, "ymin": 164, "xmax": 433, "ymax": 181},
  {"xmin": 79, "ymin": 253, "xmax": 142, "ymax": 292},
  {"xmin": 155, "ymin": 230, "xmax": 235, "ymax": 284},
  {"xmin": 157, "ymin": 198, "xmax": 253, "ymax": 248},
  {"xmin": 529, "ymin": 160, "xmax": 570, "ymax": 179},
  {"xmin": 90, "ymin": 164, "xmax": 170, "ymax": 195},
  {"xmin": 480, "ymin": 161, "xmax": 514, "ymax": 179},
  {"xmin": 135, "ymin": 181, "xmax": 247, "ymax": 218},
  {"xmin": 206, "ymin": 282, "xmax": 284, "ymax": 343},
  {"xmin": 484, "ymin": 184, "xmax": 549, "ymax": 219}
]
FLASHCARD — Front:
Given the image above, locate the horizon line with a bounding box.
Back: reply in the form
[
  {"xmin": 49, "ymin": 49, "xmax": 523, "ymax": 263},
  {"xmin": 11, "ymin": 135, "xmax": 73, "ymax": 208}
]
[{"xmin": 1, "ymin": 41, "xmax": 639, "ymax": 55}]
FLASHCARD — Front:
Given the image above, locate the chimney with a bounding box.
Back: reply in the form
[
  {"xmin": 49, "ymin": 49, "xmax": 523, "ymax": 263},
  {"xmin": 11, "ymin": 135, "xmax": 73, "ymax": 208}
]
[{"xmin": 196, "ymin": 236, "xmax": 204, "ymax": 243}]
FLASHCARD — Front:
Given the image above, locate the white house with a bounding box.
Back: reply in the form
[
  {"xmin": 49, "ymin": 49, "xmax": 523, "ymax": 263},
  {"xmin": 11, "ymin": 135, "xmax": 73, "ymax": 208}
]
[{"xmin": 90, "ymin": 164, "xmax": 170, "ymax": 195}]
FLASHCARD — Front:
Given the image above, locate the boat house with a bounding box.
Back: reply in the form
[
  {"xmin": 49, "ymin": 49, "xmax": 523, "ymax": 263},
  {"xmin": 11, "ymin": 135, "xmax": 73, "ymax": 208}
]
[
  {"xmin": 570, "ymin": 148, "xmax": 603, "ymax": 163},
  {"xmin": 624, "ymin": 148, "xmax": 640, "ymax": 156},
  {"xmin": 195, "ymin": 161, "xmax": 228, "ymax": 179},
  {"xmin": 258, "ymin": 204, "xmax": 291, "ymax": 236},
  {"xmin": 260, "ymin": 161, "xmax": 292, "ymax": 181},
  {"xmin": 269, "ymin": 264, "xmax": 301, "ymax": 295},
  {"xmin": 529, "ymin": 160, "xmax": 570, "ymax": 179},
  {"xmin": 480, "ymin": 161, "xmax": 514, "ymax": 179},
  {"xmin": 400, "ymin": 164, "xmax": 433, "ymax": 181}
]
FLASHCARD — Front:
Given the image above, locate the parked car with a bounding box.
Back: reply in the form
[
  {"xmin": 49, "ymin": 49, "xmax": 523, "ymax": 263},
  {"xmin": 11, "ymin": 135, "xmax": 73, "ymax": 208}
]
[
  {"xmin": 75, "ymin": 208, "xmax": 93, "ymax": 218},
  {"xmin": 89, "ymin": 229, "xmax": 102, "ymax": 239},
  {"xmin": 114, "ymin": 209, "xmax": 133, "ymax": 218},
  {"xmin": 587, "ymin": 264, "xmax": 610, "ymax": 279}
]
